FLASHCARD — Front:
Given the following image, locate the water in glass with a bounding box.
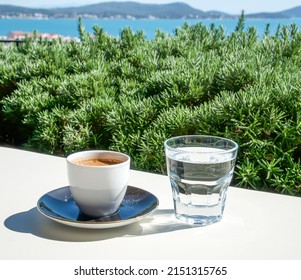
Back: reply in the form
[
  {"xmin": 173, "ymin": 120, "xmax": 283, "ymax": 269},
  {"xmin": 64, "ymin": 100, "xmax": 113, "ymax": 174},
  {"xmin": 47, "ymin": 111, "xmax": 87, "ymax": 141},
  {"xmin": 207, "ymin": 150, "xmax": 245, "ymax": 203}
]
[{"xmin": 166, "ymin": 147, "xmax": 236, "ymax": 225}]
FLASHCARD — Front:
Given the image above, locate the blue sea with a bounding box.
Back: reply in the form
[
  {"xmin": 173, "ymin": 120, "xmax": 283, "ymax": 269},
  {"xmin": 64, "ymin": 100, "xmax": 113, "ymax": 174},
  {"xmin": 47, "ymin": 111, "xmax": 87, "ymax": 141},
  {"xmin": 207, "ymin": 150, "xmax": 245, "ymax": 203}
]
[{"xmin": 1, "ymin": 18, "xmax": 301, "ymax": 39}]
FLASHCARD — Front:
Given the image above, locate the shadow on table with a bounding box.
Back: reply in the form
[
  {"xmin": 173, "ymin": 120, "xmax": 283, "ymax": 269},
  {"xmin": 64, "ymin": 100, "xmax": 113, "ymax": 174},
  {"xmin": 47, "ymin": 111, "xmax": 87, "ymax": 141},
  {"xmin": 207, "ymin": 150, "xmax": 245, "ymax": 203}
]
[{"xmin": 4, "ymin": 208, "xmax": 194, "ymax": 242}]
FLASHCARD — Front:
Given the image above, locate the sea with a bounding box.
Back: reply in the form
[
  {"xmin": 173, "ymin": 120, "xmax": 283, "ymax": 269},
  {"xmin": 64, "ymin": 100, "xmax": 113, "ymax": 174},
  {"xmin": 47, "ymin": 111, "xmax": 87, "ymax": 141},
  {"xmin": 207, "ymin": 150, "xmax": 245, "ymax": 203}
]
[{"xmin": 1, "ymin": 18, "xmax": 301, "ymax": 39}]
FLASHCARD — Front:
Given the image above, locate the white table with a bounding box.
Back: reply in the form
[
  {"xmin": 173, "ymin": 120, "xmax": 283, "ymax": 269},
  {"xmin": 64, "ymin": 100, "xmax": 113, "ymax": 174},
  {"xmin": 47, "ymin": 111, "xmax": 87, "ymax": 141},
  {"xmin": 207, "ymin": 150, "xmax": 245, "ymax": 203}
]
[{"xmin": 1, "ymin": 146, "xmax": 301, "ymax": 260}]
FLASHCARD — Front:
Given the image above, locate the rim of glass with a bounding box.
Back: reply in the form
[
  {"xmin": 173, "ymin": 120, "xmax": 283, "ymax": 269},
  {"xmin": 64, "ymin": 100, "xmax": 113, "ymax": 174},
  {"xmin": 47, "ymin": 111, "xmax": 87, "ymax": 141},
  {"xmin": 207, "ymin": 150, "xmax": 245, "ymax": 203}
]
[{"xmin": 164, "ymin": 135, "xmax": 238, "ymax": 154}]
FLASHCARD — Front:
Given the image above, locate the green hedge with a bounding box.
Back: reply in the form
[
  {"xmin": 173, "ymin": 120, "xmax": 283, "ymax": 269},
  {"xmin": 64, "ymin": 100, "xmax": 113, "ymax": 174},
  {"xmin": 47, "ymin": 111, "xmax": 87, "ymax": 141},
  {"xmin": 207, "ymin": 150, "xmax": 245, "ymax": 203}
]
[{"xmin": 0, "ymin": 16, "xmax": 300, "ymax": 195}]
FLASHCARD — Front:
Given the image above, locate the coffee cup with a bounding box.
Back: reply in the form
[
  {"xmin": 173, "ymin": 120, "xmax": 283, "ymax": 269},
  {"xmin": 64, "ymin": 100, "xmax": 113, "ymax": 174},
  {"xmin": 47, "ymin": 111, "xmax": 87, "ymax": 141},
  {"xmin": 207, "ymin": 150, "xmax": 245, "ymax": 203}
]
[{"xmin": 66, "ymin": 150, "xmax": 130, "ymax": 217}]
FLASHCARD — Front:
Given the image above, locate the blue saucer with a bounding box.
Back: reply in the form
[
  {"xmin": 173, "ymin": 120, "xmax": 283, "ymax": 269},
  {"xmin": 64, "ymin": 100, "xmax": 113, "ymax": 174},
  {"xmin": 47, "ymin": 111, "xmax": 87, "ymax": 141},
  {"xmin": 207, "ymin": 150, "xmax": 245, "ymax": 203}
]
[{"xmin": 37, "ymin": 186, "xmax": 159, "ymax": 229}]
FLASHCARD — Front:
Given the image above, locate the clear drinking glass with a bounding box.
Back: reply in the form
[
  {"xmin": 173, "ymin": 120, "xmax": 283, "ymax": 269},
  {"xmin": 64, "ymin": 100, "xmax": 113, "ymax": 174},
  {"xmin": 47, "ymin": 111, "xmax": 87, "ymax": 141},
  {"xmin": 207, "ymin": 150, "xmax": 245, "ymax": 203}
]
[{"xmin": 164, "ymin": 135, "xmax": 238, "ymax": 226}]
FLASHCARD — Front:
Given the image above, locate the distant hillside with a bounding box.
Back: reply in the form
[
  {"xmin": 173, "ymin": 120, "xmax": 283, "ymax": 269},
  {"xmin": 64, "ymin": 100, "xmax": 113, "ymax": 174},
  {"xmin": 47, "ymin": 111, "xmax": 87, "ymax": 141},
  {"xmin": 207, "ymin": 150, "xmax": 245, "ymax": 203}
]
[
  {"xmin": 280, "ymin": 6, "xmax": 301, "ymax": 17},
  {"xmin": 1, "ymin": 2, "xmax": 301, "ymax": 19},
  {"xmin": 51, "ymin": 2, "xmax": 209, "ymax": 19},
  {"xmin": 0, "ymin": 1, "xmax": 232, "ymax": 19},
  {"xmin": 245, "ymin": 12, "xmax": 291, "ymax": 19},
  {"xmin": 245, "ymin": 6, "xmax": 301, "ymax": 19},
  {"xmin": 0, "ymin": 4, "xmax": 49, "ymax": 16}
]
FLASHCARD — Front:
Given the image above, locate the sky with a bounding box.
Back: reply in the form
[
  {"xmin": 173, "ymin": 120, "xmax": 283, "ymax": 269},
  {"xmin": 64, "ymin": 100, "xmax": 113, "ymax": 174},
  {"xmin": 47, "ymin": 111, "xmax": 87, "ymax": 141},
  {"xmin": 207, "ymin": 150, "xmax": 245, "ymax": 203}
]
[{"xmin": 0, "ymin": 0, "xmax": 301, "ymax": 15}]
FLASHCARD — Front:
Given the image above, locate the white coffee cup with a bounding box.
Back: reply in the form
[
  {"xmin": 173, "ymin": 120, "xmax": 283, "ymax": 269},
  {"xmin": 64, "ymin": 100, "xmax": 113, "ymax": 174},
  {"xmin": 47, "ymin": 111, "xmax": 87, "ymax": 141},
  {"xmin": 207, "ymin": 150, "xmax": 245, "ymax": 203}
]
[{"xmin": 66, "ymin": 150, "xmax": 130, "ymax": 217}]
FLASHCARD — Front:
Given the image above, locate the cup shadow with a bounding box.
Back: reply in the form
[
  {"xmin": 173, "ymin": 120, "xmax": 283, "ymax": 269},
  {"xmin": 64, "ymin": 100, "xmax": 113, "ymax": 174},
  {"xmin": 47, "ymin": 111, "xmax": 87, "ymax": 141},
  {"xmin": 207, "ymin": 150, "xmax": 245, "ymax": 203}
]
[{"xmin": 4, "ymin": 208, "xmax": 194, "ymax": 242}]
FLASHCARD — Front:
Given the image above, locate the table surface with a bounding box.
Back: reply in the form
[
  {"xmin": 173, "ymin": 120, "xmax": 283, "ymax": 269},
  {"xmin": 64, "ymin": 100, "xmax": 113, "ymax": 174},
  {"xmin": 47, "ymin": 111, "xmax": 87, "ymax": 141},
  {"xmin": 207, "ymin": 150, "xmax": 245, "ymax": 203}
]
[{"xmin": 1, "ymin": 146, "xmax": 301, "ymax": 260}]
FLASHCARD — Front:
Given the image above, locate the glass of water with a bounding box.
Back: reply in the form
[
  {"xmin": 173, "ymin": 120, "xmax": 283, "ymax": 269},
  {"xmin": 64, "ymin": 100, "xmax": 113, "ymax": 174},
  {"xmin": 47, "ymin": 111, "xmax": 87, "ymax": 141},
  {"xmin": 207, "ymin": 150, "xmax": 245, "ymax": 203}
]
[{"xmin": 164, "ymin": 135, "xmax": 238, "ymax": 226}]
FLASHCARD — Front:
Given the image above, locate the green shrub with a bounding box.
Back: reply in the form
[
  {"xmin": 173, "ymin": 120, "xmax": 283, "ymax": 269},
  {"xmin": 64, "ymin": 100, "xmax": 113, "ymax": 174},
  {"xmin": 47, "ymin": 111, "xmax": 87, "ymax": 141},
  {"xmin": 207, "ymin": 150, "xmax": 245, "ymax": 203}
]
[{"xmin": 0, "ymin": 16, "xmax": 300, "ymax": 196}]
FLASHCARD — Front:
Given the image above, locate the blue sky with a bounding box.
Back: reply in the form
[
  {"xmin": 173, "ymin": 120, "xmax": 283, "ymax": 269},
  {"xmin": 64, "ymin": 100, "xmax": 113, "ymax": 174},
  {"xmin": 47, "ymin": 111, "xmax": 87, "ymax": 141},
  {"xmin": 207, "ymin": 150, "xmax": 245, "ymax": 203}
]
[{"xmin": 0, "ymin": 1, "xmax": 301, "ymax": 14}]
